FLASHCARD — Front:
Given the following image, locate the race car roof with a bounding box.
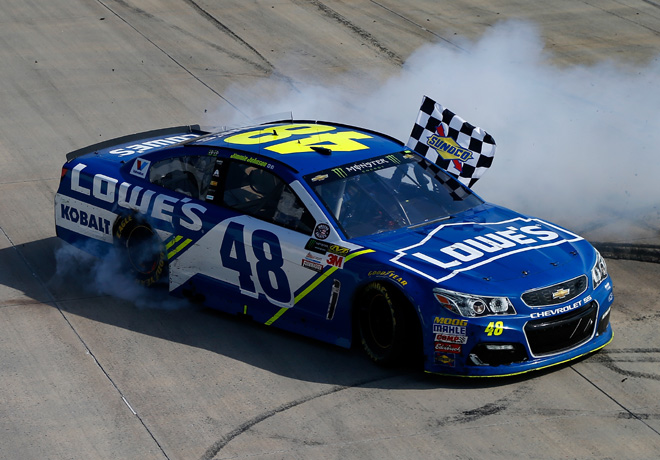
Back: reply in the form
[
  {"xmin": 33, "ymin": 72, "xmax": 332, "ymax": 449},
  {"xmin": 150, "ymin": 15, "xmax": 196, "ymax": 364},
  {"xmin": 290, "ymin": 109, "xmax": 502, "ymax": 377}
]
[{"xmin": 190, "ymin": 120, "xmax": 407, "ymax": 175}]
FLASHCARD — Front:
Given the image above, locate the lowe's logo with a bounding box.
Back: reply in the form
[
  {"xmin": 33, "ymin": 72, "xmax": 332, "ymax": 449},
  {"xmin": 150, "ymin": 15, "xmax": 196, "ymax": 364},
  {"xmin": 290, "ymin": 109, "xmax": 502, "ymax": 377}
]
[{"xmin": 392, "ymin": 218, "xmax": 583, "ymax": 283}]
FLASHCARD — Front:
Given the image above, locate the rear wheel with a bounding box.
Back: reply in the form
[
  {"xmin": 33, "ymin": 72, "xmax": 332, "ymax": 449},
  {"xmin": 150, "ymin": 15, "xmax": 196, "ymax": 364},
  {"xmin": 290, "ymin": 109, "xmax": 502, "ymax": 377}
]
[
  {"xmin": 357, "ymin": 282, "xmax": 416, "ymax": 366},
  {"xmin": 114, "ymin": 214, "xmax": 167, "ymax": 286}
]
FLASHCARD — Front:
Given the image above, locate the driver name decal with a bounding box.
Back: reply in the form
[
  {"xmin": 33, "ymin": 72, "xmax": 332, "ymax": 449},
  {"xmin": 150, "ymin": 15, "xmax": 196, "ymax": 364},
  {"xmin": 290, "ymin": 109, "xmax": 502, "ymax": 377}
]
[{"xmin": 392, "ymin": 218, "xmax": 583, "ymax": 283}]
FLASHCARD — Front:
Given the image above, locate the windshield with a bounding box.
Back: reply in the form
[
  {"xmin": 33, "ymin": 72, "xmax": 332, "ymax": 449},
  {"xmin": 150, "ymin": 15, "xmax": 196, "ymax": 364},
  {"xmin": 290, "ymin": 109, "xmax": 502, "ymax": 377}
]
[{"xmin": 306, "ymin": 151, "xmax": 483, "ymax": 238}]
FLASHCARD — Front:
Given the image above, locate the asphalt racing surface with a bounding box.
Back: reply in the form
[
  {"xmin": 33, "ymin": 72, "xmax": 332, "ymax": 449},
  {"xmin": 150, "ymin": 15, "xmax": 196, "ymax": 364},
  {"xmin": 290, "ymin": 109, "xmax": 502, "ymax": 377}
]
[{"xmin": 2, "ymin": 1, "xmax": 660, "ymax": 459}]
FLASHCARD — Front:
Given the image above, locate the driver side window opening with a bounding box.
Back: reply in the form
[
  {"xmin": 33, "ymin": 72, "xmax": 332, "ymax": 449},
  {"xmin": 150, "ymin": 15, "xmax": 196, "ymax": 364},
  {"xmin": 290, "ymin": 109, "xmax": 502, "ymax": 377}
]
[
  {"xmin": 150, "ymin": 154, "xmax": 216, "ymax": 200},
  {"xmin": 215, "ymin": 160, "xmax": 316, "ymax": 235}
]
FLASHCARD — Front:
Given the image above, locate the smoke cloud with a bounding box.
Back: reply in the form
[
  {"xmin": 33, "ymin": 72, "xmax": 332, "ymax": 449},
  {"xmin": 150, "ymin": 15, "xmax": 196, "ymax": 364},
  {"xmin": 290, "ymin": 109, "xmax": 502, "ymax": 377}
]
[
  {"xmin": 54, "ymin": 241, "xmax": 189, "ymax": 310},
  {"xmin": 206, "ymin": 20, "xmax": 660, "ymax": 241}
]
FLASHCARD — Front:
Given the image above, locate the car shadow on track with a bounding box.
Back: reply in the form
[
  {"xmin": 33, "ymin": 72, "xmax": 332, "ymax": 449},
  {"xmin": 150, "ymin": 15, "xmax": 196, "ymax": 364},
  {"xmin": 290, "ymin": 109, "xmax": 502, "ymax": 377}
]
[{"xmin": 6, "ymin": 237, "xmax": 580, "ymax": 389}]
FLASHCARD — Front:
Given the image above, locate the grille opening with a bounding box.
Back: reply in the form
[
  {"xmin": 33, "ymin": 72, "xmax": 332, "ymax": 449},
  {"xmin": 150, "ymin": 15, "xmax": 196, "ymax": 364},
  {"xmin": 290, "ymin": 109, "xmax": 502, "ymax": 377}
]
[
  {"xmin": 522, "ymin": 275, "xmax": 588, "ymax": 307},
  {"xmin": 524, "ymin": 301, "xmax": 598, "ymax": 356}
]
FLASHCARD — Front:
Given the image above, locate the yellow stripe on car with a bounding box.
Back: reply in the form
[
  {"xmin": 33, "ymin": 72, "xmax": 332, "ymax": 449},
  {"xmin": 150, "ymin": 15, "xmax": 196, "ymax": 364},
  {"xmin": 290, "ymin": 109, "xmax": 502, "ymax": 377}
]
[{"xmin": 264, "ymin": 249, "xmax": 375, "ymax": 326}]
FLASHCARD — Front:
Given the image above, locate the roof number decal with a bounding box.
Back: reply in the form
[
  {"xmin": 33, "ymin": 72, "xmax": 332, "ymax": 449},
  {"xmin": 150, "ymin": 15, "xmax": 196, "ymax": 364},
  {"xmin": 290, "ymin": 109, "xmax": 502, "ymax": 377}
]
[{"xmin": 224, "ymin": 123, "xmax": 372, "ymax": 154}]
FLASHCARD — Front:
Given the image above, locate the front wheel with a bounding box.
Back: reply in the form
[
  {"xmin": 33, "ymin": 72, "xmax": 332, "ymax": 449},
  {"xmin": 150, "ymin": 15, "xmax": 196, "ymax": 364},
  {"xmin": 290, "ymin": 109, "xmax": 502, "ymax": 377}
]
[
  {"xmin": 114, "ymin": 214, "xmax": 167, "ymax": 286},
  {"xmin": 357, "ymin": 282, "xmax": 416, "ymax": 366}
]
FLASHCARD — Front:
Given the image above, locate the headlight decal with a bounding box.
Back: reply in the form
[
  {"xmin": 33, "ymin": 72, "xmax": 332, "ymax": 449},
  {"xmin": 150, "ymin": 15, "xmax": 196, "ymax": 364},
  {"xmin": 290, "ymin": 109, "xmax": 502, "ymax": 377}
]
[
  {"xmin": 433, "ymin": 288, "xmax": 516, "ymax": 318},
  {"xmin": 591, "ymin": 250, "xmax": 609, "ymax": 289}
]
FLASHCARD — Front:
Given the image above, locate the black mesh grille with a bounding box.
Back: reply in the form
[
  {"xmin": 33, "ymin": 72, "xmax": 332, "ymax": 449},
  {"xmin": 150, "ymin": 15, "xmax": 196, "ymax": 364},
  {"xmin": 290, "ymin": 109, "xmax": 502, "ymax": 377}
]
[
  {"xmin": 521, "ymin": 275, "xmax": 588, "ymax": 307},
  {"xmin": 524, "ymin": 301, "xmax": 598, "ymax": 356}
]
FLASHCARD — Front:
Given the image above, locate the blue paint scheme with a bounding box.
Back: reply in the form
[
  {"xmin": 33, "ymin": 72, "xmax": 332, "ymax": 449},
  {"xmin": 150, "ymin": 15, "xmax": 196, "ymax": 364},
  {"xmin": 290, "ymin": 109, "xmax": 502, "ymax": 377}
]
[{"xmin": 55, "ymin": 121, "xmax": 613, "ymax": 376}]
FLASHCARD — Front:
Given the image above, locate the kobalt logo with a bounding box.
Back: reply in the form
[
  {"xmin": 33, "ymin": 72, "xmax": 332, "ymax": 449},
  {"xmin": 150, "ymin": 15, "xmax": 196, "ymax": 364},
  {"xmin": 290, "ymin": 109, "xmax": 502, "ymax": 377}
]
[
  {"xmin": 60, "ymin": 205, "xmax": 111, "ymax": 235},
  {"xmin": 392, "ymin": 218, "xmax": 583, "ymax": 283},
  {"xmin": 70, "ymin": 163, "xmax": 206, "ymax": 231}
]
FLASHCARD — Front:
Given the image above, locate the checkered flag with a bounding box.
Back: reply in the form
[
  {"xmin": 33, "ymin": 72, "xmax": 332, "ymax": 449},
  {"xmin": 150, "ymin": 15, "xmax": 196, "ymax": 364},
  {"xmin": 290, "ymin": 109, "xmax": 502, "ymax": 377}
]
[{"xmin": 407, "ymin": 96, "xmax": 496, "ymax": 187}]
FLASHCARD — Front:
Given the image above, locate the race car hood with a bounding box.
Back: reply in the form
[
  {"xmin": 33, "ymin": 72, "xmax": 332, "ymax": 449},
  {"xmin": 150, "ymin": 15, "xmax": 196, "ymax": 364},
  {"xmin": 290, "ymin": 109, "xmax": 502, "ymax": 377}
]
[{"xmin": 359, "ymin": 204, "xmax": 596, "ymax": 295}]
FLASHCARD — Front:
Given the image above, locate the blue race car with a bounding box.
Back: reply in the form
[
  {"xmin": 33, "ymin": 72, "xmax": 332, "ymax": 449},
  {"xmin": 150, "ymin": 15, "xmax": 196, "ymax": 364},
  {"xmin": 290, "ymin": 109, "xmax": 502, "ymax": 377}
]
[{"xmin": 55, "ymin": 121, "xmax": 613, "ymax": 376}]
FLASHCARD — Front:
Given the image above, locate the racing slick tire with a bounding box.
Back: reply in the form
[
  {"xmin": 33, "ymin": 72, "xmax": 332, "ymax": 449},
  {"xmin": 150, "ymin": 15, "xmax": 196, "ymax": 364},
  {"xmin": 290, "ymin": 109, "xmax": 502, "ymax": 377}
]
[
  {"xmin": 113, "ymin": 214, "xmax": 167, "ymax": 287},
  {"xmin": 357, "ymin": 282, "xmax": 418, "ymax": 366}
]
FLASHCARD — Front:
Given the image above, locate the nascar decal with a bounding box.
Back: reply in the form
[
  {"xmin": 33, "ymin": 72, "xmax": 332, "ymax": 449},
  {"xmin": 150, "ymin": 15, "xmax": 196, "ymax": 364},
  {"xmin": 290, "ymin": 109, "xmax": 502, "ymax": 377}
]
[
  {"xmin": 392, "ymin": 217, "xmax": 583, "ymax": 283},
  {"xmin": 223, "ymin": 123, "xmax": 373, "ymax": 154}
]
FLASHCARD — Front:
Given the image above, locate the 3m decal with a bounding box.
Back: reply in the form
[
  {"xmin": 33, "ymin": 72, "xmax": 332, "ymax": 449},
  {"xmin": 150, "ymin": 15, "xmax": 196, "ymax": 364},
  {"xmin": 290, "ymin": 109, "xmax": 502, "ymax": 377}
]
[
  {"xmin": 392, "ymin": 218, "xmax": 583, "ymax": 283},
  {"xmin": 485, "ymin": 321, "xmax": 504, "ymax": 336},
  {"xmin": 223, "ymin": 124, "xmax": 372, "ymax": 154},
  {"xmin": 326, "ymin": 253, "xmax": 344, "ymax": 268}
]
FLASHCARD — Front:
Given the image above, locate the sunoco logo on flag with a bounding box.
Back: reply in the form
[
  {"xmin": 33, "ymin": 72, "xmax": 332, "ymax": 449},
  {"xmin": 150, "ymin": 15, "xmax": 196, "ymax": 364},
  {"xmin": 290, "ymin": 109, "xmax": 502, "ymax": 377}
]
[{"xmin": 406, "ymin": 96, "xmax": 496, "ymax": 187}]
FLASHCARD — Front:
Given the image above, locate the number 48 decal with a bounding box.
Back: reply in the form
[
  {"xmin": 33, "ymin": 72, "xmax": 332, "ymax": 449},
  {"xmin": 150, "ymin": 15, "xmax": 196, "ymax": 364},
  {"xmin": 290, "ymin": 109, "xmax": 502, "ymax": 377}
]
[
  {"xmin": 485, "ymin": 321, "xmax": 504, "ymax": 336},
  {"xmin": 220, "ymin": 221, "xmax": 291, "ymax": 305}
]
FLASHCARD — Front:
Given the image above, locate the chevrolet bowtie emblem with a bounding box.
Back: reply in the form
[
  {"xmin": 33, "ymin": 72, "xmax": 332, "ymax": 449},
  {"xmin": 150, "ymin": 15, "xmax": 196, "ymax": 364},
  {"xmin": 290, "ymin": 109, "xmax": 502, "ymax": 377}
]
[{"xmin": 552, "ymin": 288, "xmax": 571, "ymax": 300}]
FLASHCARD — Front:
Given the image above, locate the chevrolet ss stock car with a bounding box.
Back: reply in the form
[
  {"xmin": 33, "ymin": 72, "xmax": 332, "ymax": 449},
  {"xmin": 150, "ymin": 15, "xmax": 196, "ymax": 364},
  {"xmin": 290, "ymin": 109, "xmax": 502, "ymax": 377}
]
[{"xmin": 54, "ymin": 119, "xmax": 613, "ymax": 376}]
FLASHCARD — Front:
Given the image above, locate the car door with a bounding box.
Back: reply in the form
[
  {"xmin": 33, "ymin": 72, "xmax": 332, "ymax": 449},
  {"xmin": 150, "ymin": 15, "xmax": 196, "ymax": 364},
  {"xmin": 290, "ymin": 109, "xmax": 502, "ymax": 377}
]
[{"xmin": 169, "ymin": 158, "xmax": 325, "ymax": 316}]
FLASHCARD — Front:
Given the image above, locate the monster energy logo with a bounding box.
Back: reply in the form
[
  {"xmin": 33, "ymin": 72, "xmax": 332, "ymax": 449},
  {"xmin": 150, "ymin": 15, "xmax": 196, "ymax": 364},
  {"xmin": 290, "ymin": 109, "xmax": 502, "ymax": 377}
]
[
  {"xmin": 385, "ymin": 154, "xmax": 400, "ymax": 164},
  {"xmin": 332, "ymin": 168, "xmax": 348, "ymax": 178}
]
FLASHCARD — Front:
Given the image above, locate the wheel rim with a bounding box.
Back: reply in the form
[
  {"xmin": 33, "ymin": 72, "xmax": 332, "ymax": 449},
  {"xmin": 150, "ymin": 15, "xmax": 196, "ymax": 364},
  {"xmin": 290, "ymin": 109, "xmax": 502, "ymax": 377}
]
[{"xmin": 125, "ymin": 224, "xmax": 160, "ymax": 275}]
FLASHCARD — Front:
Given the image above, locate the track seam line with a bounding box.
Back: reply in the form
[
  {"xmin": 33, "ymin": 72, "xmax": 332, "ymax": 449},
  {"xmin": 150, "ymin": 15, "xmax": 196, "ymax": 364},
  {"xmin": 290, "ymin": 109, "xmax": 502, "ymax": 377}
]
[
  {"xmin": 95, "ymin": 0, "xmax": 251, "ymax": 122},
  {"xmin": 0, "ymin": 226, "xmax": 172, "ymax": 460},
  {"xmin": 572, "ymin": 366, "xmax": 660, "ymax": 437},
  {"xmin": 368, "ymin": 0, "xmax": 468, "ymax": 52}
]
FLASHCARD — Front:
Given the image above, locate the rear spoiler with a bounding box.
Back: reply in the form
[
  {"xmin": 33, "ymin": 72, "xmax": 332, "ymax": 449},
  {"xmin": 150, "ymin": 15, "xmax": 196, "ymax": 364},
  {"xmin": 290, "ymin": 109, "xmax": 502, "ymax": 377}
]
[{"xmin": 65, "ymin": 125, "xmax": 209, "ymax": 162}]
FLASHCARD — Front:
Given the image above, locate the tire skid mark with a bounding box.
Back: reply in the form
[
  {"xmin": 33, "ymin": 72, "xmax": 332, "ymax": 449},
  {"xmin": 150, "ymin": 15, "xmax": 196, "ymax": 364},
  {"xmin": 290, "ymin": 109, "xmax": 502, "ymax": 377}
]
[
  {"xmin": 181, "ymin": 0, "xmax": 274, "ymax": 71},
  {"xmin": 590, "ymin": 349, "xmax": 660, "ymax": 381},
  {"xmin": 582, "ymin": 0, "xmax": 660, "ymax": 33},
  {"xmin": 368, "ymin": 0, "xmax": 468, "ymax": 52},
  {"xmin": 295, "ymin": 0, "xmax": 404, "ymax": 66},
  {"xmin": 435, "ymin": 384, "xmax": 530, "ymax": 427},
  {"xmin": 199, "ymin": 374, "xmax": 408, "ymax": 460},
  {"xmin": 180, "ymin": 0, "xmax": 301, "ymax": 94},
  {"xmin": 111, "ymin": 0, "xmax": 270, "ymax": 73}
]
